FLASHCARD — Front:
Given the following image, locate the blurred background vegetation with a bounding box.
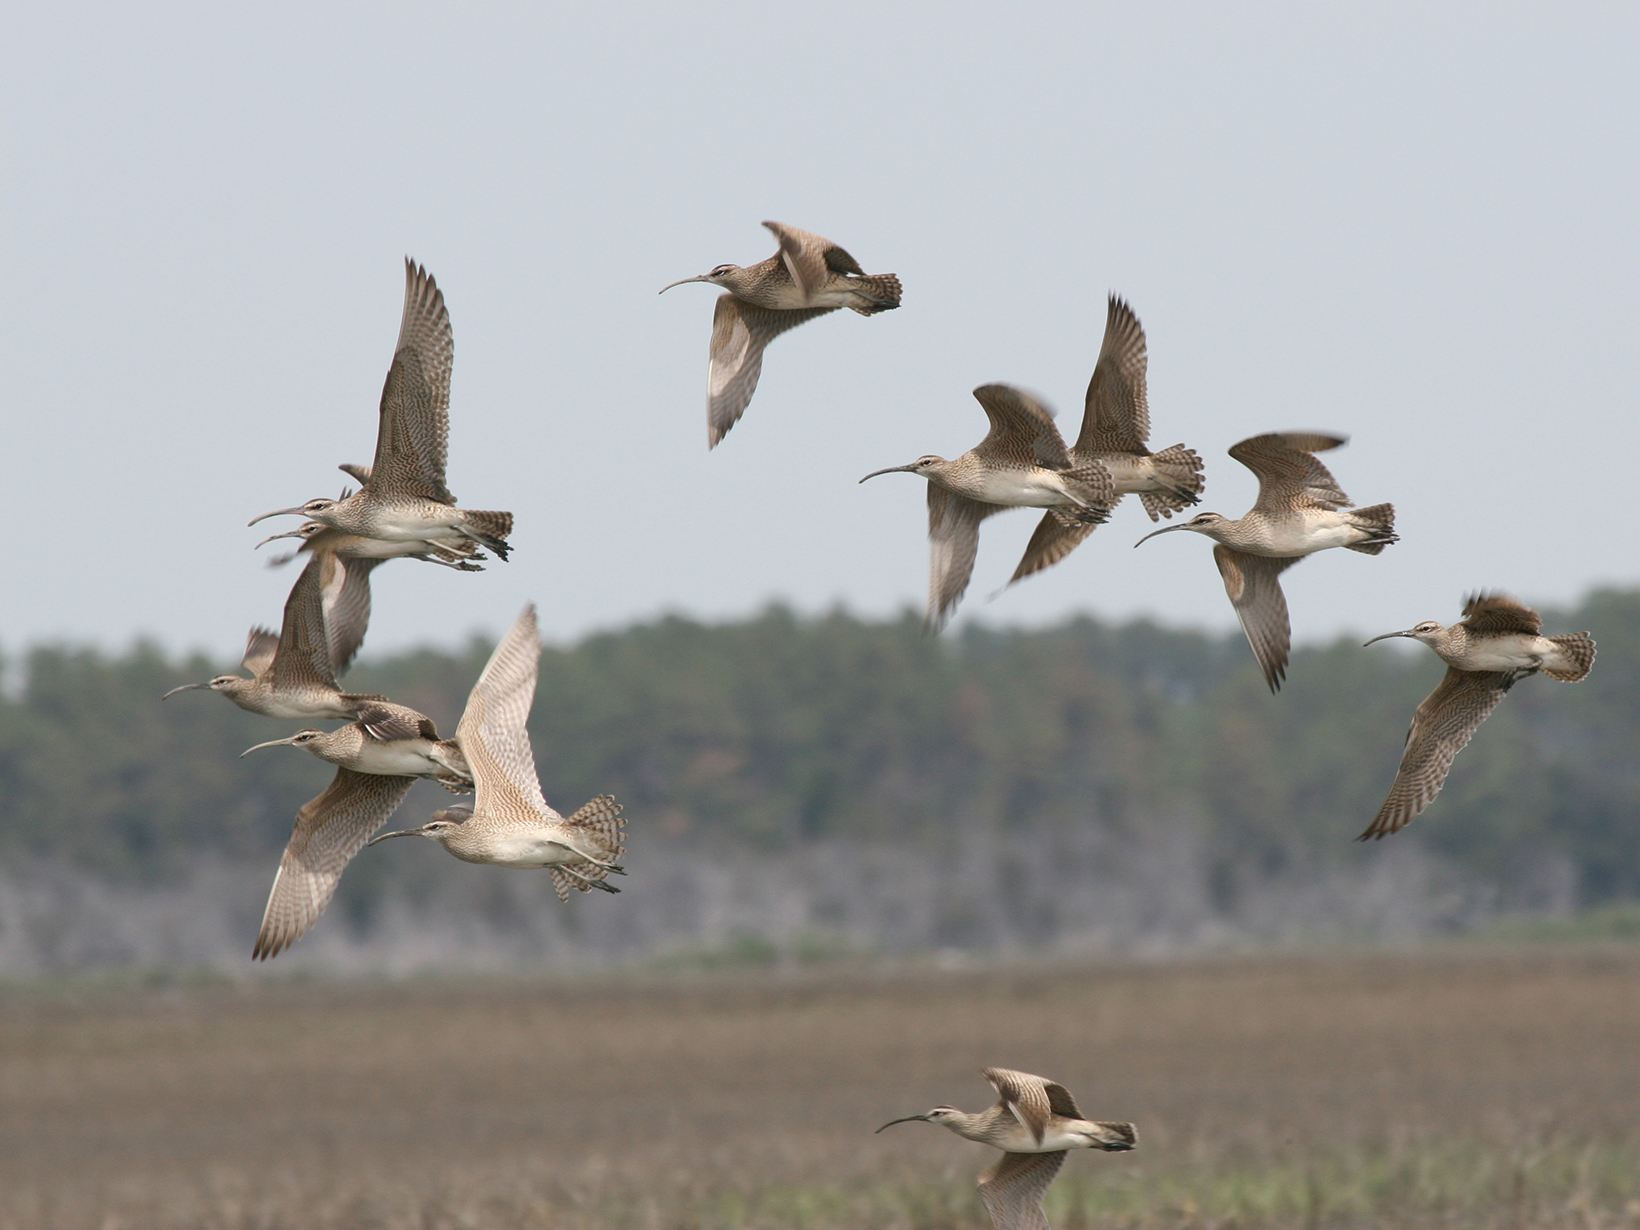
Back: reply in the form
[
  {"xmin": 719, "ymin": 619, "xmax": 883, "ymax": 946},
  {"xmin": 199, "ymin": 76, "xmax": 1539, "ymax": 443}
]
[{"xmin": 0, "ymin": 587, "xmax": 1634, "ymax": 971}]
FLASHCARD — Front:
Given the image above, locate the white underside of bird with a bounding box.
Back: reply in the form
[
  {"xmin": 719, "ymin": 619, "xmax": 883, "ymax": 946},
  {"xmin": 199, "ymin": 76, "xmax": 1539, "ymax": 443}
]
[
  {"xmin": 451, "ymin": 833, "xmax": 604, "ymax": 868},
  {"xmin": 1443, "ymin": 635, "xmax": 1584, "ymax": 674},
  {"xmin": 1100, "ymin": 455, "xmax": 1184, "ymax": 495},
  {"xmin": 348, "ymin": 741, "xmax": 458, "ymax": 777},
  {"xmin": 250, "ymin": 695, "xmax": 360, "ymax": 722},
  {"xmin": 337, "ymin": 532, "xmax": 473, "ymax": 558},
  {"xmin": 344, "ymin": 506, "xmax": 469, "ymax": 540},
  {"xmin": 989, "ymin": 1119, "xmax": 1130, "ymax": 1153},
  {"xmin": 1236, "ymin": 511, "xmax": 1375, "ymax": 556},
  {"xmin": 962, "ymin": 468, "xmax": 1093, "ymax": 509}
]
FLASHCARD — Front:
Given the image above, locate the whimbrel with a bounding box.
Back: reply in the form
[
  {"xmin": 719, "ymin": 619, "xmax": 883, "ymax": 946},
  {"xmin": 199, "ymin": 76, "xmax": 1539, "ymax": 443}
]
[
  {"xmin": 661, "ymin": 221, "xmax": 901, "ymax": 447},
  {"xmin": 163, "ymin": 550, "xmax": 383, "ymax": 720},
  {"xmin": 256, "ymin": 517, "xmax": 486, "ymax": 572},
  {"xmin": 252, "ymin": 767, "xmax": 416, "ymax": 960},
  {"xmin": 1010, "ymin": 295, "xmax": 1204, "ymax": 585},
  {"xmin": 365, "ymin": 605, "xmax": 628, "ymax": 900},
  {"xmin": 1358, "ymin": 593, "xmax": 1595, "ymax": 840},
  {"xmin": 877, "ymin": 1068, "xmax": 1135, "ymax": 1230},
  {"xmin": 1135, "ymin": 432, "xmax": 1397, "ymax": 691},
  {"xmin": 249, "ymin": 260, "xmax": 513, "ymax": 558},
  {"xmin": 241, "ymin": 701, "xmax": 473, "ymax": 792},
  {"xmin": 860, "ymin": 385, "xmax": 1116, "ymax": 630}
]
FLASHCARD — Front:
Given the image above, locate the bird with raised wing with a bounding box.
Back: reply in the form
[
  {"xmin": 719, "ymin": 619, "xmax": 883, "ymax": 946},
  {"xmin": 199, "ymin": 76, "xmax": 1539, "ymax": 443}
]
[
  {"xmin": 241, "ymin": 701, "xmax": 473, "ymax": 792},
  {"xmin": 661, "ymin": 221, "xmax": 901, "ymax": 447},
  {"xmin": 877, "ymin": 1068, "xmax": 1135, "ymax": 1230},
  {"xmin": 162, "ymin": 550, "xmax": 384, "ymax": 720},
  {"xmin": 861, "ymin": 385, "xmax": 1116, "ymax": 630},
  {"xmin": 365, "ymin": 605, "xmax": 627, "ymax": 900},
  {"xmin": 1009, "ymin": 295, "xmax": 1204, "ymax": 585},
  {"xmin": 248, "ymin": 260, "xmax": 513, "ymax": 558},
  {"xmin": 1134, "ymin": 432, "xmax": 1397, "ymax": 691},
  {"xmin": 1358, "ymin": 593, "xmax": 1595, "ymax": 840}
]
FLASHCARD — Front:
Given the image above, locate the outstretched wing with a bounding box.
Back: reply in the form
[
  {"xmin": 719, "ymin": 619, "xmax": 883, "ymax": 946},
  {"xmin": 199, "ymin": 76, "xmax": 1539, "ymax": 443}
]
[
  {"xmin": 254, "ymin": 769, "xmax": 414, "ymax": 959},
  {"xmin": 706, "ymin": 294, "xmax": 836, "ymax": 447},
  {"xmin": 928, "ymin": 486, "xmax": 1002, "ymax": 631},
  {"xmin": 1075, "ymin": 294, "xmax": 1150, "ymax": 455},
  {"xmin": 763, "ymin": 220, "xmax": 864, "ymax": 293},
  {"xmin": 456, "ymin": 604, "xmax": 559, "ymax": 827},
  {"xmin": 1359, "ymin": 668, "xmax": 1510, "ymax": 840},
  {"xmin": 972, "ymin": 384, "xmax": 1072, "ymax": 470},
  {"xmin": 1460, "ymin": 592, "xmax": 1541, "ymax": 637},
  {"xmin": 316, "ymin": 552, "xmax": 380, "ymax": 678},
  {"xmin": 1009, "ymin": 513, "xmax": 1100, "ymax": 586},
  {"xmin": 1229, "ymin": 433, "xmax": 1351, "ymax": 513},
  {"xmin": 241, "ymin": 626, "xmax": 280, "ymax": 677},
  {"xmin": 1214, "ymin": 546, "xmax": 1300, "ymax": 692},
  {"xmin": 267, "ymin": 552, "xmax": 341, "ymax": 691},
  {"xmin": 983, "ymin": 1067, "xmax": 1055, "ymax": 1144},
  {"xmin": 357, "ymin": 703, "xmax": 439, "ymax": 742},
  {"xmin": 977, "ymin": 1151, "xmax": 1066, "ymax": 1230},
  {"xmin": 370, "ymin": 259, "xmax": 456, "ymax": 502}
]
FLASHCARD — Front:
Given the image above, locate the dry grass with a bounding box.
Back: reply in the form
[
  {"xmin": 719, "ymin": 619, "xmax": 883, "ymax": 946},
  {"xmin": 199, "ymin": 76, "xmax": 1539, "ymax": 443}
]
[{"xmin": 2, "ymin": 946, "xmax": 1638, "ymax": 1228}]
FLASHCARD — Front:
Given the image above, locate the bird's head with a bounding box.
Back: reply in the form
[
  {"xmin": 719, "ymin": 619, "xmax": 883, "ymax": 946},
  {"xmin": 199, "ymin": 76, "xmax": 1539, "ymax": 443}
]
[
  {"xmin": 366, "ymin": 806, "xmax": 473, "ymax": 849},
  {"xmin": 239, "ymin": 729, "xmax": 328, "ymax": 758},
  {"xmin": 1364, "ymin": 620, "xmax": 1444, "ymax": 648},
  {"xmin": 1134, "ymin": 511, "xmax": 1229, "ymax": 547},
  {"xmin": 254, "ymin": 521, "xmax": 327, "ymax": 549},
  {"xmin": 248, "ymin": 498, "xmax": 339, "ymax": 527},
  {"xmin": 859, "ymin": 456, "xmax": 946, "ymax": 483},
  {"xmin": 163, "ymin": 673, "xmax": 248, "ymax": 699},
  {"xmin": 875, "ymin": 1105, "xmax": 961, "ymax": 1133},
  {"xmin": 660, "ymin": 264, "xmax": 744, "ymax": 293}
]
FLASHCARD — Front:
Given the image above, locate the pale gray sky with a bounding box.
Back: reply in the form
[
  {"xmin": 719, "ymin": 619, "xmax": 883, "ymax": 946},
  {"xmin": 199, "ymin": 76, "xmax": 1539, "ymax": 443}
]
[{"xmin": 5, "ymin": 3, "xmax": 1637, "ymax": 659}]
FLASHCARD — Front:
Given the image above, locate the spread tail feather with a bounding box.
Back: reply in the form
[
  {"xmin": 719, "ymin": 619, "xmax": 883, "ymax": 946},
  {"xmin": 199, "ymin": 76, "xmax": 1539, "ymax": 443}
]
[
  {"xmin": 566, "ymin": 794, "xmax": 626, "ymax": 861},
  {"xmin": 1344, "ymin": 502, "xmax": 1398, "ymax": 554},
  {"xmin": 546, "ymin": 796, "xmax": 627, "ymax": 903},
  {"xmin": 1138, "ymin": 443, "xmax": 1205, "ymax": 521},
  {"xmin": 1544, "ymin": 632, "xmax": 1596, "ymax": 681},
  {"xmin": 1062, "ymin": 460, "xmax": 1115, "ymax": 523},
  {"xmin": 460, "ymin": 510, "xmax": 514, "ymax": 560}
]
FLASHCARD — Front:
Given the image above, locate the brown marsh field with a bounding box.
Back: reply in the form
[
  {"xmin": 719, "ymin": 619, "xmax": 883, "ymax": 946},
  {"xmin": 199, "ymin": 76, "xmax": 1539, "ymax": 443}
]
[{"xmin": 2, "ymin": 946, "xmax": 1638, "ymax": 1230}]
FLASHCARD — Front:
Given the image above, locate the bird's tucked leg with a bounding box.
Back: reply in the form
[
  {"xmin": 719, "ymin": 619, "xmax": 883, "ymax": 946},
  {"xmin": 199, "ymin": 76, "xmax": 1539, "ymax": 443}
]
[{"xmin": 422, "ymin": 554, "xmax": 486, "ymax": 572}]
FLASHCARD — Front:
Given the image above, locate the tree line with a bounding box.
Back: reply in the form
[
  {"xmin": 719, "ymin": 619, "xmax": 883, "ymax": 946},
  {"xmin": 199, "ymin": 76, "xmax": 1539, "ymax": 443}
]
[{"xmin": 2, "ymin": 588, "xmax": 1635, "ymax": 914}]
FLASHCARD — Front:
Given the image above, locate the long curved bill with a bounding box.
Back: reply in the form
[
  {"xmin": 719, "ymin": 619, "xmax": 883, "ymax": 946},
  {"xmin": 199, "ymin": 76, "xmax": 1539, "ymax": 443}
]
[
  {"xmin": 1134, "ymin": 523, "xmax": 1190, "ymax": 548},
  {"xmin": 162, "ymin": 682, "xmax": 209, "ymax": 699},
  {"xmin": 365, "ymin": 828, "xmax": 423, "ymax": 847},
  {"xmin": 1363, "ymin": 629, "xmax": 1416, "ymax": 647},
  {"xmin": 248, "ymin": 507, "xmax": 308, "ymax": 527},
  {"xmin": 859, "ymin": 464, "xmax": 919, "ymax": 483},
  {"xmin": 240, "ymin": 735, "xmax": 301, "ymax": 758},
  {"xmin": 874, "ymin": 1114, "xmax": 932, "ymax": 1134},
  {"xmin": 253, "ymin": 528, "xmax": 305, "ymax": 549},
  {"xmin": 659, "ymin": 275, "xmax": 709, "ymax": 293}
]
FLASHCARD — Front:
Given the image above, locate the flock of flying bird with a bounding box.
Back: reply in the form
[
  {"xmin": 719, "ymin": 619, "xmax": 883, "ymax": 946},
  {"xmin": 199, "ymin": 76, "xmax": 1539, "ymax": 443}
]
[
  {"xmin": 165, "ymin": 261, "xmax": 627, "ymax": 961},
  {"xmin": 158, "ymin": 224, "xmax": 1596, "ymax": 1229},
  {"xmin": 661, "ymin": 221, "xmax": 1595, "ymax": 845}
]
